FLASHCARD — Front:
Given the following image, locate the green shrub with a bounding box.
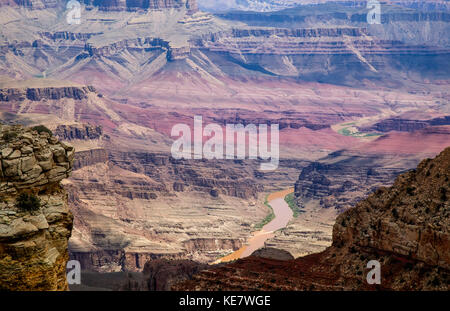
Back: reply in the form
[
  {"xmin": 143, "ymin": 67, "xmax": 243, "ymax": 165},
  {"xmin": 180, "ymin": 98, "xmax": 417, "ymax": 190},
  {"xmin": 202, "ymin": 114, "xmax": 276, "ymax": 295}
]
[
  {"xmin": 2, "ymin": 131, "xmax": 18, "ymax": 142},
  {"xmin": 254, "ymin": 194, "xmax": 275, "ymax": 230},
  {"xmin": 392, "ymin": 208, "xmax": 399, "ymax": 219},
  {"xmin": 406, "ymin": 187, "xmax": 415, "ymax": 196},
  {"xmin": 284, "ymin": 192, "xmax": 300, "ymax": 217},
  {"xmin": 32, "ymin": 125, "xmax": 53, "ymax": 136},
  {"xmin": 15, "ymin": 193, "xmax": 41, "ymax": 211},
  {"xmin": 440, "ymin": 187, "xmax": 447, "ymax": 201}
]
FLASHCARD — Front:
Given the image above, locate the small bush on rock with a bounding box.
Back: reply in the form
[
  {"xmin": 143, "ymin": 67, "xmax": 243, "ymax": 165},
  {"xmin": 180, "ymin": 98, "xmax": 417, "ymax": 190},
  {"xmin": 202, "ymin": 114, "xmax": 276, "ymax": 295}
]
[
  {"xmin": 32, "ymin": 125, "xmax": 53, "ymax": 136},
  {"xmin": 2, "ymin": 131, "xmax": 18, "ymax": 142},
  {"xmin": 15, "ymin": 193, "xmax": 41, "ymax": 211}
]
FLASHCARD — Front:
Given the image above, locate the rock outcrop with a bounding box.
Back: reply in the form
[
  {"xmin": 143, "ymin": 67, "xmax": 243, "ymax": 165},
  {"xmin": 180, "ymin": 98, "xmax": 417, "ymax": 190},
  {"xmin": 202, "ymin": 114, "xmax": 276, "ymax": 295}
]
[
  {"xmin": 0, "ymin": 0, "xmax": 59, "ymax": 9},
  {"xmin": 174, "ymin": 147, "xmax": 450, "ymax": 291},
  {"xmin": 141, "ymin": 259, "xmax": 208, "ymax": 291},
  {"xmin": 0, "ymin": 0, "xmax": 199, "ymax": 13},
  {"xmin": 67, "ymin": 259, "xmax": 208, "ymax": 291},
  {"xmin": 0, "ymin": 86, "xmax": 94, "ymax": 102},
  {"xmin": 54, "ymin": 124, "xmax": 103, "ymax": 141},
  {"xmin": 82, "ymin": 0, "xmax": 198, "ymax": 13},
  {"xmin": 0, "ymin": 124, "xmax": 74, "ymax": 291},
  {"xmin": 72, "ymin": 148, "xmax": 108, "ymax": 170},
  {"xmin": 251, "ymin": 247, "xmax": 294, "ymax": 261}
]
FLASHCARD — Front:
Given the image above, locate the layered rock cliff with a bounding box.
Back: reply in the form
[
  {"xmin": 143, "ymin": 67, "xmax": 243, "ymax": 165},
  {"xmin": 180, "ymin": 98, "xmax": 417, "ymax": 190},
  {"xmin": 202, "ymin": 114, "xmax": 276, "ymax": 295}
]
[
  {"xmin": 109, "ymin": 151, "xmax": 263, "ymax": 199},
  {"xmin": 82, "ymin": 0, "xmax": 198, "ymax": 13},
  {"xmin": 66, "ymin": 154, "xmax": 267, "ymax": 272},
  {"xmin": 0, "ymin": 124, "xmax": 74, "ymax": 290},
  {"xmin": 293, "ymin": 151, "xmax": 417, "ymax": 212},
  {"xmin": 0, "ymin": 0, "xmax": 59, "ymax": 9},
  {"xmin": 55, "ymin": 124, "xmax": 103, "ymax": 141},
  {"xmin": 199, "ymin": 1, "xmax": 450, "ymax": 13},
  {"xmin": 193, "ymin": 26, "xmax": 448, "ymax": 57},
  {"xmin": 1, "ymin": 1, "xmax": 448, "ymax": 89},
  {"xmin": 362, "ymin": 116, "xmax": 450, "ymax": 133},
  {"xmin": 175, "ymin": 147, "xmax": 450, "ymax": 291},
  {"xmin": 0, "ymin": 0, "xmax": 199, "ymax": 13},
  {"xmin": 0, "ymin": 86, "xmax": 95, "ymax": 102},
  {"xmin": 141, "ymin": 259, "xmax": 208, "ymax": 291}
]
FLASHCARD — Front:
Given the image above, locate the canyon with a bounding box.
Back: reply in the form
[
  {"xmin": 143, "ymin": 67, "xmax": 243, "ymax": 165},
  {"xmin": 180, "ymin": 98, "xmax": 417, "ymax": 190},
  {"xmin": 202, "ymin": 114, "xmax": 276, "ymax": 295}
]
[
  {"xmin": 0, "ymin": 0, "xmax": 448, "ymax": 289},
  {"xmin": 175, "ymin": 147, "xmax": 450, "ymax": 291}
]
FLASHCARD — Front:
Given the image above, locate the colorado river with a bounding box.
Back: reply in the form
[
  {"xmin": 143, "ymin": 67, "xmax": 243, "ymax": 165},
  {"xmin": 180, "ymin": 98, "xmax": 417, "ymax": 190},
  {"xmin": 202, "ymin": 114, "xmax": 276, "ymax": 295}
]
[{"xmin": 215, "ymin": 188, "xmax": 294, "ymax": 263}]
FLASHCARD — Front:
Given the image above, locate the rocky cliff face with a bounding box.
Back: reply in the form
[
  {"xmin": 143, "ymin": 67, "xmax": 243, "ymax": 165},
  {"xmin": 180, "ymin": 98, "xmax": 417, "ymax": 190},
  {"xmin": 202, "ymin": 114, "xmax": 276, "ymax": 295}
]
[
  {"xmin": 216, "ymin": 2, "xmax": 450, "ymax": 24},
  {"xmin": 0, "ymin": 0, "xmax": 59, "ymax": 9},
  {"xmin": 362, "ymin": 116, "xmax": 450, "ymax": 133},
  {"xmin": 175, "ymin": 147, "xmax": 450, "ymax": 291},
  {"xmin": 72, "ymin": 148, "xmax": 108, "ymax": 170},
  {"xmin": 55, "ymin": 124, "xmax": 103, "ymax": 141},
  {"xmin": 82, "ymin": 0, "xmax": 198, "ymax": 13},
  {"xmin": 1, "ymin": 1, "xmax": 448, "ymax": 90},
  {"xmin": 199, "ymin": 1, "xmax": 450, "ymax": 13},
  {"xmin": 332, "ymin": 149, "xmax": 449, "ymax": 272},
  {"xmin": 0, "ymin": 124, "xmax": 74, "ymax": 291},
  {"xmin": 294, "ymin": 151, "xmax": 417, "ymax": 212},
  {"xmin": 66, "ymin": 153, "xmax": 268, "ymax": 272},
  {"xmin": 0, "ymin": 86, "xmax": 94, "ymax": 102},
  {"xmin": 141, "ymin": 259, "xmax": 208, "ymax": 291},
  {"xmin": 193, "ymin": 26, "xmax": 448, "ymax": 58},
  {"xmin": 109, "ymin": 151, "xmax": 262, "ymax": 199},
  {"xmin": 0, "ymin": 0, "xmax": 198, "ymax": 12}
]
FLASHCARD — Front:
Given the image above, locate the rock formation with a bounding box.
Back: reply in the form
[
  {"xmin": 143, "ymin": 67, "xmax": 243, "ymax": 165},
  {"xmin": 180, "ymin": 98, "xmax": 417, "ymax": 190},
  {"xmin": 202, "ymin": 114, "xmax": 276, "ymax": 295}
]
[
  {"xmin": 294, "ymin": 152, "xmax": 411, "ymax": 212},
  {"xmin": 66, "ymin": 155, "xmax": 267, "ymax": 272},
  {"xmin": 0, "ymin": 124, "xmax": 74, "ymax": 291},
  {"xmin": 174, "ymin": 147, "xmax": 450, "ymax": 291},
  {"xmin": 67, "ymin": 259, "xmax": 208, "ymax": 291},
  {"xmin": 362, "ymin": 116, "xmax": 450, "ymax": 133},
  {"xmin": 0, "ymin": 0, "xmax": 199, "ymax": 13},
  {"xmin": 141, "ymin": 259, "xmax": 208, "ymax": 291},
  {"xmin": 250, "ymin": 247, "xmax": 294, "ymax": 261},
  {"xmin": 0, "ymin": 86, "xmax": 94, "ymax": 102},
  {"xmin": 81, "ymin": 0, "xmax": 198, "ymax": 13},
  {"xmin": 55, "ymin": 124, "xmax": 103, "ymax": 141},
  {"xmin": 0, "ymin": 0, "xmax": 59, "ymax": 9},
  {"xmin": 109, "ymin": 151, "xmax": 263, "ymax": 199},
  {"xmin": 72, "ymin": 148, "xmax": 108, "ymax": 170},
  {"xmin": 200, "ymin": 1, "xmax": 450, "ymax": 13}
]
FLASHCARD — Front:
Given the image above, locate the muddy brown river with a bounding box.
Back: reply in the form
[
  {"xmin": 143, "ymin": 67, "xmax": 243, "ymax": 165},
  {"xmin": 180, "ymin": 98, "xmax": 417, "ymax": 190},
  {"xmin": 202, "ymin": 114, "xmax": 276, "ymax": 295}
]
[{"xmin": 215, "ymin": 188, "xmax": 294, "ymax": 263}]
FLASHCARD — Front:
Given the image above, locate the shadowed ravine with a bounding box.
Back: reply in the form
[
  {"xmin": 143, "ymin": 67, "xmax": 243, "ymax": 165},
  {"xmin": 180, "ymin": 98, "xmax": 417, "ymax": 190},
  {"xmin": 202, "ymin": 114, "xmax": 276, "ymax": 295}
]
[{"xmin": 215, "ymin": 188, "xmax": 294, "ymax": 263}]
